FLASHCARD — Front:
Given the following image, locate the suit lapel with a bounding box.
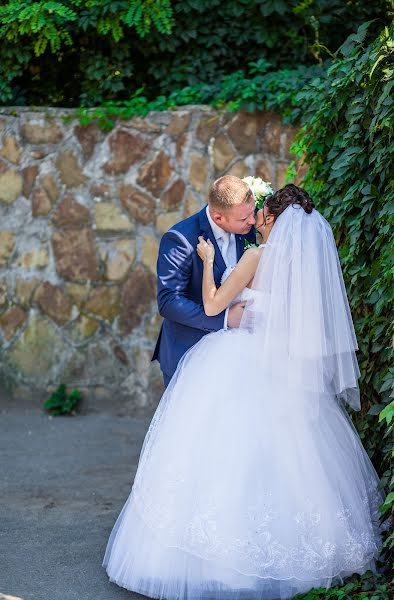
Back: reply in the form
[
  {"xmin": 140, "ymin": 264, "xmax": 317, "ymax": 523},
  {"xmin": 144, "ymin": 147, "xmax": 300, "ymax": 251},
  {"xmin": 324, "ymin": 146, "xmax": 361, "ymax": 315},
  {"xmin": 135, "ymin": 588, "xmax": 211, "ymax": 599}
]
[
  {"xmin": 235, "ymin": 234, "xmax": 245, "ymax": 261},
  {"xmin": 198, "ymin": 206, "xmax": 226, "ymax": 273}
]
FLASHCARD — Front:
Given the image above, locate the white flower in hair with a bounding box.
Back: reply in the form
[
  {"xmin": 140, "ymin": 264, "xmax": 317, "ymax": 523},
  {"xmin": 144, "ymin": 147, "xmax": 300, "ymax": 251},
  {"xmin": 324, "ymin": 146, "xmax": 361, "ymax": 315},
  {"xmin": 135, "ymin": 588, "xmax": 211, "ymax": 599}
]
[{"xmin": 242, "ymin": 176, "xmax": 274, "ymax": 208}]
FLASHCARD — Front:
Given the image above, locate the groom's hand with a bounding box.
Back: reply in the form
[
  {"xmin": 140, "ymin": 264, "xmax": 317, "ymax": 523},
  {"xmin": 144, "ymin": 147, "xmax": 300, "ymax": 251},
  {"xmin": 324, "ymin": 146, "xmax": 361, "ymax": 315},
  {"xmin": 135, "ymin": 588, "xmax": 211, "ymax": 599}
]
[{"xmin": 227, "ymin": 302, "xmax": 246, "ymax": 328}]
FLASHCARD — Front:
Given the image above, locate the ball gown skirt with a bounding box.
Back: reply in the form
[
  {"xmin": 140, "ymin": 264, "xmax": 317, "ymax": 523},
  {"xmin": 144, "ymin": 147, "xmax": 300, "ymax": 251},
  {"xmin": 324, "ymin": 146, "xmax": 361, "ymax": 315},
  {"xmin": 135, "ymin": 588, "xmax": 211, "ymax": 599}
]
[{"xmin": 102, "ymin": 328, "xmax": 385, "ymax": 600}]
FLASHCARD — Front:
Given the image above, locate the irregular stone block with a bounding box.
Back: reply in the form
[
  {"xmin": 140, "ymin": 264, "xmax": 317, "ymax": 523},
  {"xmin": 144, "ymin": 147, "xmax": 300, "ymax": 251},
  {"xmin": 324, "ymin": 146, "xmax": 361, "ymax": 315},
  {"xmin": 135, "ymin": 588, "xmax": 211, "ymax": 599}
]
[
  {"xmin": 176, "ymin": 133, "xmax": 187, "ymax": 162},
  {"xmin": 225, "ymin": 160, "xmax": 249, "ymax": 178},
  {"xmin": 74, "ymin": 122, "xmax": 102, "ymax": 159},
  {"xmin": 196, "ymin": 112, "xmax": 220, "ymax": 143},
  {"xmin": 0, "ymin": 279, "xmax": 8, "ymax": 308},
  {"xmin": 141, "ymin": 235, "xmax": 159, "ymax": 274},
  {"xmin": 122, "ymin": 346, "xmax": 163, "ymax": 409},
  {"xmin": 21, "ymin": 120, "xmax": 63, "ymax": 144},
  {"xmin": 189, "ymin": 153, "xmax": 208, "ymax": 192},
  {"xmin": 112, "ymin": 343, "xmax": 129, "ymax": 366},
  {"xmin": 15, "ymin": 277, "xmax": 40, "ymax": 307},
  {"xmin": 156, "ymin": 211, "xmax": 181, "ymax": 234},
  {"xmin": 22, "ymin": 165, "xmax": 38, "ymax": 197},
  {"xmin": 183, "ymin": 190, "xmax": 202, "ymax": 218},
  {"xmin": 30, "ymin": 150, "xmax": 48, "ymax": 159},
  {"xmin": 52, "ymin": 194, "xmax": 90, "ymax": 227},
  {"xmin": 67, "ymin": 315, "xmax": 99, "ymax": 345},
  {"xmin": 94, "ymin": 203, "xmax": 133, "ymax": 233},
  {"xmin": 166, "ymin": 112, "xmax": 191, "ymax": 136},
  {"xmin": 35, "ymin": 281, "xmax": 72, "ymax": 325},
  {"xmin": 85, "ymin": 285, "xmax": 120, "ymax": 322},
  {"xmin": 119, "ymin": 184, "xmax": 155, "ymax": 225},
  {"xmin": 9, "ymin": 316, "xmax": 67, "ymax": 379},
  {"xmin": 127, "ymin": 116, "xmax": 162, "ymax": 133},
  {"xmin": 31, "ymin": 187, "xmax": 52, "ymax": 217},
  {"xmin": 145, "ymin": 312, "xmax": 163, "ymax": 343},
  {"xmin": 121, "ymin": 266, "xmax": 156, "ymax": 333},
  {"xmin": 64, "ymin": 282, "xmax": 91, "ymax": 308},
  {"xmin": 64, "ymin": 340, "xmax": 128, "ymax": 384},
  {"xmin": 255, "ymin": 158, "xmax": 274, "ymax": 182},
  {"xmin": 212, "ymin": 134, "xmax": 236, "ymax": 172},
  {"xmin": 15, "ymin": 246, "xmax": 49, "ymax": 270},
  {"xmin": 0, "ymin": 169, "xmax": 23, "ymax": 204},
  {"xmin": 160, "ymin": 178, "xmax": 185, "ymax": 209},
  {"xmin": 227, "ymin": 112, "xmax": 258, "ymax": 155},
  {"xmin": 0, "ymin": 231, "xmax": 15, "ymax": 266},
  {"xmin": 137, "ymin": 151, "xmax": 172, "ymax": 197},
  {"xmin": 259, "ymin": 112, "xmax": 282, "ymax": 155},
  {"xmin": 90, "ymin": 183, "xmax": 111, "ymax": 198},
  {"xmin": 56, "ymin": 150, "xmax": 87, "ymax": 187},
  {"xmin": 0, "ymin": 135, "xmax": 22, "ymax": 164},
  {"xmin": 41, "ymin": 174, "xmax": 59, "ymax": 203},
  {"xmin": 105, "ymin": 239, "xmax": 136, "ymax": 282},
  {"xmin": 276, "ymin": 162, "xmax": 291, "ymax": 188},
  {"xmin": 0, "ymin": 306, "xmax": 27, "ymax": 341},
  {"xmin": 103, "ymin": 129, "xmax": 149, "ymax": 175},
  {"xmin": 52, "ymin": 228, "xmax": 100, "ymax": 281}
]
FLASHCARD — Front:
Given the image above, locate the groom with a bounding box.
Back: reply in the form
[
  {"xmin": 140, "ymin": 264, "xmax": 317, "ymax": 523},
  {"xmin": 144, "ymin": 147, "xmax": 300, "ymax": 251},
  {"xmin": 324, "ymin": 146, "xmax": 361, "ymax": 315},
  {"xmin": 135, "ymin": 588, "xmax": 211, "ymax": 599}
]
[{"xmin": 152, "ymin": 175, "xmax": 256, "ymax": 387}]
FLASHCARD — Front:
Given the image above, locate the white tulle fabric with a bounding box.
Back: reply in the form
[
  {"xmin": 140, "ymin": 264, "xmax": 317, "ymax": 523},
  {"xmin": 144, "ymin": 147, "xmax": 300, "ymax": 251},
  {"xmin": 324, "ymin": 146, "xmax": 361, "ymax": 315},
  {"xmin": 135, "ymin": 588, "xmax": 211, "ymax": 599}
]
[
  {"xmin": 240, "ymin": 205, "xmax": 361, "ymax": 411},
  {"xmin": 102, "ymin": 207, "xmax": 385, "ymax": 600}
]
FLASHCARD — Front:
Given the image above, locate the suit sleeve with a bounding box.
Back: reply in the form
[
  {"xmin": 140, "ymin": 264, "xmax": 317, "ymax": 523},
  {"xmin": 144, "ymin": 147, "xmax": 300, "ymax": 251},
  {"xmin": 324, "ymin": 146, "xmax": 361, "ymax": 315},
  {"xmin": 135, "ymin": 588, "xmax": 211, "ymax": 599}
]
[{"xmin": 157, "ymin": 229, "xmax": 225, "ymax": 332}]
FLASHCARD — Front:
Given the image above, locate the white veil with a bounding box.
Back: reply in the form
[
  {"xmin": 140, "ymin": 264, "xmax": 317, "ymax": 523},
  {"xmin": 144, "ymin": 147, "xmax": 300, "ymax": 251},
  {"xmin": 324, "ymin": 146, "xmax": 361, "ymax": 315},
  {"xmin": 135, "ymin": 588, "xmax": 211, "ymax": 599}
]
[{"xmin": 240, "ymin": 204, "xmax": 361, "ymax": 411}]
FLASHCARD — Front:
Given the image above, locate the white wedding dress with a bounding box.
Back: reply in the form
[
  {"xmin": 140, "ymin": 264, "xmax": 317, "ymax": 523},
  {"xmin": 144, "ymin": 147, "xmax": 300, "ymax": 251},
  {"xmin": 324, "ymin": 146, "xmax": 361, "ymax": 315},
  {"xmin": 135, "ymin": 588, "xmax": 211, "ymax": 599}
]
[{"xmin": 103, "ymin": 217, "xmax": 386, "ymax": 600}]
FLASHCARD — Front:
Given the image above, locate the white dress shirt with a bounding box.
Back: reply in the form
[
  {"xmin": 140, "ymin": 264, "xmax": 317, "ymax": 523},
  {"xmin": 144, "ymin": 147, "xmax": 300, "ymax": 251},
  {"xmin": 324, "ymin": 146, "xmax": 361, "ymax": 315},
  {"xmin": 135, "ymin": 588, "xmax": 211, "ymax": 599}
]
[{"xmin": 205, "ymin": 206, "xmax": 237, "ymax": 329}]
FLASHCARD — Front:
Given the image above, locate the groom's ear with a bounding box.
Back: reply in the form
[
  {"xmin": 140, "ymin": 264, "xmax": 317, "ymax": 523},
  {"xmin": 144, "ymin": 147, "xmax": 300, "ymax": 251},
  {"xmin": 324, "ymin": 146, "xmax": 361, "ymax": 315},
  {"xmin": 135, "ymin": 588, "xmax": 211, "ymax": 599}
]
[{"xmin": 212, "ymin": 210, "xmax": 225, "ymax": 226}]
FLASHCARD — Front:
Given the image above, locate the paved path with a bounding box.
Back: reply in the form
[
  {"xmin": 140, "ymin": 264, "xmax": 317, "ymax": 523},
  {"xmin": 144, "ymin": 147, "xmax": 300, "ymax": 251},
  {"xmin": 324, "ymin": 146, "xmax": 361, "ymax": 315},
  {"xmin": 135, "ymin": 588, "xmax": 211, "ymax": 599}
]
[{"xmin": 0, "ymin": 404, "xmax": 153, "ymax": 600}]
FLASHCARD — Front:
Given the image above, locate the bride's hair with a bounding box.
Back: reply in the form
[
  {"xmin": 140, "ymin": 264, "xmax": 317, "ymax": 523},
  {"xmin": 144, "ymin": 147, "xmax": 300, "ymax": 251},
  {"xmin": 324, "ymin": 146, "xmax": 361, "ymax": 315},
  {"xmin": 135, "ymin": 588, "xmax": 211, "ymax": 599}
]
[{"xmin": 265, "ymin": 184, "xmax": 314, "ymax": 219}]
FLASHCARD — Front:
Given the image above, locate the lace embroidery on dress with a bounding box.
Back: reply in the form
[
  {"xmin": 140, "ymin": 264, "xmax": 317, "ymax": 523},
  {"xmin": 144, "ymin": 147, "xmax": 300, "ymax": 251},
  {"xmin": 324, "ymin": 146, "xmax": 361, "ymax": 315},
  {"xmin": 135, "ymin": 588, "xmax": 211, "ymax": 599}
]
[{"xmin": 132, "ymin": 458, "xmax": 384, "ymax": 580}]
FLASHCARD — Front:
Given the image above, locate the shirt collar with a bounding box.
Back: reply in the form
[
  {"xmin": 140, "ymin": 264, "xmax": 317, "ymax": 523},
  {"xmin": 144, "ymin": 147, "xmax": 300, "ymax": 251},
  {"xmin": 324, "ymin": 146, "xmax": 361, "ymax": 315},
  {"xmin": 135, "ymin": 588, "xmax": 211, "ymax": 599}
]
[{"xmin": 206, "ymin": 205, "xmax": 229, "ymax": 241}]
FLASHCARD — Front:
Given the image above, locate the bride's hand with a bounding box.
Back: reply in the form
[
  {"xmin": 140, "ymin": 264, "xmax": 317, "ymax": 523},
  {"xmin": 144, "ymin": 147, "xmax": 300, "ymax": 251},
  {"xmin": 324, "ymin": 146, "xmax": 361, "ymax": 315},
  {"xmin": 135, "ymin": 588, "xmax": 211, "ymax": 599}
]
[{"xmin": 197, "ymin": 236, "xmax": 215, "ymax": 263}]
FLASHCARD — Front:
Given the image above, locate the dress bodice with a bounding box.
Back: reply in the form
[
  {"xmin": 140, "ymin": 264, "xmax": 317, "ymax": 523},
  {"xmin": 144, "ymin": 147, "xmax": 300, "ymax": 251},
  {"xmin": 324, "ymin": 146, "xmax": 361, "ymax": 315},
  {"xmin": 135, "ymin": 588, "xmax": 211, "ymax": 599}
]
[{"xmin": 220, "ymin": 243, "xmax": 266, "ymax": 307}]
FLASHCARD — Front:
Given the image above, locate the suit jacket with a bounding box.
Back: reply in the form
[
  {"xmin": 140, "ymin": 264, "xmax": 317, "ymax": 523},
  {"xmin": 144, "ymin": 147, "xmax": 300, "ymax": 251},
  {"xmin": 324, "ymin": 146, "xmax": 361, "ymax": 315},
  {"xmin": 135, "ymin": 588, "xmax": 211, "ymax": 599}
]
[{"xmin": 152, "ymin": 205, "xmax": 256, "ymax": 380}]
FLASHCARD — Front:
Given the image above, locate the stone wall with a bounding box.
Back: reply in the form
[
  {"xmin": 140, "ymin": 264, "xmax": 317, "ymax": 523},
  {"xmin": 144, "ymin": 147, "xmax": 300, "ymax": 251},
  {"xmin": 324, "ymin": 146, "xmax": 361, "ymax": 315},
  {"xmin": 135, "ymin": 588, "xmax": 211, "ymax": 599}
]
[{"xmin": 0, "ymin": 106, "xmax": 303, "ymax": 415}]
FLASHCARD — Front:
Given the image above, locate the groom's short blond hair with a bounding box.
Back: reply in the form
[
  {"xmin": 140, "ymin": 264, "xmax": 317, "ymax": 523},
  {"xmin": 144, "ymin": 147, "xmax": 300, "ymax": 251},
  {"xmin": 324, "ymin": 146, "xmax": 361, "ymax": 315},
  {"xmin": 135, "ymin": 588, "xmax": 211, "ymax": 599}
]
[{"xmin": 208, "ymin": 175, "xmax": 254, "ymax": 211}]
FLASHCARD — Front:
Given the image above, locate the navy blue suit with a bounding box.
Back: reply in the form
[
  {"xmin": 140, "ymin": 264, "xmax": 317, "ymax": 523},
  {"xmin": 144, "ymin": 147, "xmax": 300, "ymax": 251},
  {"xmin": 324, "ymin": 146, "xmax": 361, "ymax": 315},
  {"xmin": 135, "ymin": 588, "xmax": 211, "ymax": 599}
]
[{"xmin": 151, "ymin": 206, "xmax": 256, "ymax": 385}]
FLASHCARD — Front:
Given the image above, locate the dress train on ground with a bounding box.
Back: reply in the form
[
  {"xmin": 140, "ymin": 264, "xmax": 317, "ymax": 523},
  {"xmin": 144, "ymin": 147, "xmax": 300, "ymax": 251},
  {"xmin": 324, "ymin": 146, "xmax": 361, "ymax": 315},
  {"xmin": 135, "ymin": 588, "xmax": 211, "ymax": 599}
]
[{"xmin": 102, "ymin": 328, "xmax": 385, "ymax": 600}]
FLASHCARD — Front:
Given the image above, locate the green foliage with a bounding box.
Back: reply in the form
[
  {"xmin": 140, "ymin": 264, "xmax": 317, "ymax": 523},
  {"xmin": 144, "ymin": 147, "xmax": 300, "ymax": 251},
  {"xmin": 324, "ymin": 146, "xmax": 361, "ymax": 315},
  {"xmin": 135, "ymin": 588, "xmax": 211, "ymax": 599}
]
[
  {"xmin": 0, "ymin": 1, "xmax": 173, "ymax": 52},
  {"xmin": 286, "ymin": 20, "xmax": 394, "ymax": 567},
  {"xmin": 0, "ymin": 1, "xmax": 78, "ymax": 56},
  {"xmin": 0, "ymin": 0, "xmax": 174, "ymax": 105},
  {"xmin": 75, "ymin": 61, "xmax": 325, "ymax": 130},
  {"xmin": 378, "ymin": 399, "xmax": 394, "ymax": 558},
  {"xmin": 0, "ymin": 0, "xmax": 388, "ymax": 106},
  {"xmin": 295, "ymin": 570, "xmax": 393, "ymax": 599},
  {"xmin": 43, "ymin": 383, "xmax": 82, "ymax": 415}
]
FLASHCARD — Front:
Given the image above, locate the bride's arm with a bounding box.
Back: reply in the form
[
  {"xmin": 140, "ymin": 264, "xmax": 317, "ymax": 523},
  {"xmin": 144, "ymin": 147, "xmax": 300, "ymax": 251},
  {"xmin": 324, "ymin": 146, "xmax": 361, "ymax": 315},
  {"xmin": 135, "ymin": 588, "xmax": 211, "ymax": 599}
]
[{"xmin": 197, "ymin": 237, "xmax": 261, "ymax": 316}]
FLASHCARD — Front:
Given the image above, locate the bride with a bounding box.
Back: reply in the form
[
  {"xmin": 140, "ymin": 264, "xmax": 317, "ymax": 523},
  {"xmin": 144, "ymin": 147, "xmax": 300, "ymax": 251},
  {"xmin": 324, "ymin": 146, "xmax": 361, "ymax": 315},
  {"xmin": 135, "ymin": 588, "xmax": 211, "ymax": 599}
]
[{"xmin": 102, "ymin": 184, "xmax": 386, "ymax": 600}]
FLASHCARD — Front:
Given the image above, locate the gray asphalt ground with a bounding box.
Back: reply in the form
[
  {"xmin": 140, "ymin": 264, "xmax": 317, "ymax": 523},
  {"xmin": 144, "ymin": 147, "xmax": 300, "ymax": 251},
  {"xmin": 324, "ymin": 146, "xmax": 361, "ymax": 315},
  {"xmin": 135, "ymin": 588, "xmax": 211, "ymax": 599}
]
[{"xmin": 0, "ymin": 403, "xmax": 154, "ymax": 600}]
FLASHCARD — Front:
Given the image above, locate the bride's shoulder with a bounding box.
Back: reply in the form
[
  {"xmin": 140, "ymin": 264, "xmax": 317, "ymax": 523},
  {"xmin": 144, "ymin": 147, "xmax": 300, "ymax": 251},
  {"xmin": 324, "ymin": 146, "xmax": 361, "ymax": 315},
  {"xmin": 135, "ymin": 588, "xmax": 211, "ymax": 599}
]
[{"xmin": 244, "ymin": 245, "xmax": 263, "ymax": 259}]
